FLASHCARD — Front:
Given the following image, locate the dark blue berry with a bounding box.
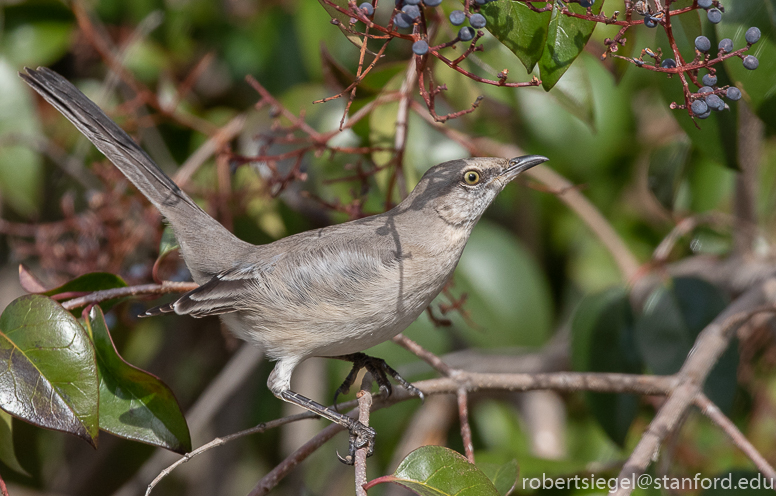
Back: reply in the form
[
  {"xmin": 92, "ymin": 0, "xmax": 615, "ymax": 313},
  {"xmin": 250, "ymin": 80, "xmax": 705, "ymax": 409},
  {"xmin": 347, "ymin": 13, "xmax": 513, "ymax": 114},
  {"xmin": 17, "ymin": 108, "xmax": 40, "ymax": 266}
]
[
  {"xmin": 644, "ymin": 16, "xmax": 658, "ymax": 28},
  {"xmin": 695, "ymin": 36, "xmax": 711, "ymax": 53},
  {"xmin": 424, "ymin": 0, "xmax": 443, "ymax": 5},
  {"xmin": 699, "ymin": 86, "xmax": 713, "ymax": 94},
  {"xmin": 395, "ymin": 13, "xmax": 412, "ymax": 28},
  {"xmin": 359, "ymin": 2, "xmax": 374, "ymax": 16},
  {"xmin": 475, "ymin": 0, "xmax": 487, "ymax": 5},
  {"xmin": 743, "ymin": 55, "xmax": 759, "ymax": 70},
  {"xmin": 579, "ymin": 0, "xmax": 594, "ymax": 7},
  {"xmin": 449, "ymin": 10, "xmax": 466, "ymax": 25},
  {"xmin": 404, "ymin": 0, "xmax": 421, "ymax": 5},
  {"xmin": 707, "ymin": 8, "xmax": 722, "ymax": 24},
  {"xmin": 726, "ymin": 87, "xmax": 741, "ymax": 101},
  {"xmin": 412, "ymin": 40, "xmax": 429, "ymax": 55},
  {"xmin": 702, "ymin": 74, "xmax": 717, "ymax": 86},
  {"xmin": 705, "ymin": 94, "xmax": 724, "ymax": 111},
  {"xmin": 718, "ymin": 38, "xmax": 733, "ymax": 53},
  {"xmin": 470, "ymin": 13, "xmax": 486, "ymax": 28},
  {"xmin": 458, "ymin": 26, "xmax": 475, "ymax": 41},
  {"xmin": 696, "ymin": 109, "xmax": 711, "ymax": 119},
  {"xmin": 402, "ymin": 4, "xmax": 420, "ymax": 18},
  {"xmin": 691, "ymin": 99, "xmax": 708, "ymax": 115},
  {"xmin": 745, "ymin": 27, "xmax": 761, "ymax": 44},
  {"xmin": 697, "ymin": 0, "xmax": 712, "ymax": 8},
  {"xmin": 661, "ymin": 58, "xmax": 676, "ymax": 68}
]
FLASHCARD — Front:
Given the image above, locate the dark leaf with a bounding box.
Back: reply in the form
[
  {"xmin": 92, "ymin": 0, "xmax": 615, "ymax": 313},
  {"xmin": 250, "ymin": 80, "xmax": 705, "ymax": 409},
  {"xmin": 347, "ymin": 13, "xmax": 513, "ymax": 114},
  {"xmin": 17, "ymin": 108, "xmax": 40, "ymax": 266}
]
[
  {"xmin": 539, "ymin": 1, "xmax": 603, "ymax": 91},
  {"xmin": 0, "ymin": 410, "xmax": 28, "ymax": 476},
  {"xmin": 636, "ymin": 277, "xmax": 737, "ymax": 413},
  {"xmin": 481, "ymin": 1, "xmax": 551, "ymax": 72},
  {"xmin": 84, "ymin": 307, "xmax": 192, "ymax": 454},
  {"xmin": 364, "ymin": 446, "xmax": 500, "ymax": 495},
  {"xmin": 647, "ymin": 140, "xmax": 691, "ymax": 211},
  {"xmin": 43, "ymin": 272, "xmax": 128, "ymax": 297},
  {"xmin": 571, "ymin": 287, "xmax": 641, "ymax": 446},
  {"xmin": 0, "ymin": 295, "xmax": 99, "ymax": 446}
]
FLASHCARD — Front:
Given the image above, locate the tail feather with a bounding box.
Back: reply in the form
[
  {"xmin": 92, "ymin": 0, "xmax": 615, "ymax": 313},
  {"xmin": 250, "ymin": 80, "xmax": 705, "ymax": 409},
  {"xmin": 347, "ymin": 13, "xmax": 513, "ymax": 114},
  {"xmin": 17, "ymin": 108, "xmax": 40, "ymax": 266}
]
[{"xmin": 20, "ymin": 67, "xmax": 249, "ymax": 281}]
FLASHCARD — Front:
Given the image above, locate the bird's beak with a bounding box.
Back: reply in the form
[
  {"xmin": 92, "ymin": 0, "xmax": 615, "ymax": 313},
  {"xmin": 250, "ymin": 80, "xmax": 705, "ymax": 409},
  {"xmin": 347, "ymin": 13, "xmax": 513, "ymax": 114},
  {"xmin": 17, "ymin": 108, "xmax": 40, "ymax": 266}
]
[{"xmin": 499, "ymin": 155, "xmax": 549, "ymax": 182}]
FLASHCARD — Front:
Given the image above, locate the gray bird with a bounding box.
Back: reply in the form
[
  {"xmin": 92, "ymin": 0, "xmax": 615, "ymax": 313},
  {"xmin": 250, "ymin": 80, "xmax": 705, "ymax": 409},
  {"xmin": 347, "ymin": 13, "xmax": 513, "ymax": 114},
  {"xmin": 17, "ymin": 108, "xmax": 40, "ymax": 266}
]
[{"xmin": 20, "ymin": 66, "xmax": 548, "ymax": 462}]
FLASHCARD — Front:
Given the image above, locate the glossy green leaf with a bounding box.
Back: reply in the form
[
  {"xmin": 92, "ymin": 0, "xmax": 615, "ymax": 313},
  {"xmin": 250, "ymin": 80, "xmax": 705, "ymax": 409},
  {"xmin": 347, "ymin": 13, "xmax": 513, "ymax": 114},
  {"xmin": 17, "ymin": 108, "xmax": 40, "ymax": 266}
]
[
  {"xmin": 0, "ymin": 410, "xmax": 28, "ymax": 475},
  {"xmin": 481, "ymin": 0, "xmax": 551, "ymax": 72},
  {"xmin": 571, "ymin": 287, "xmax": 641, "ymax": 446},
  {"xmin": 84, "ymin": 307, "xmax": 191, "ymax": 453},
  {"xmin": 0, "ymin": 295, "xmax": 99, "ymax": 445},
  {"xmin": 478, "ymin": 460, "xmax": 518, "ymax": 496},
  {"xmin": 317, "ymin": 0, "xmax": 363, "ymax": 48},
  {"xmin": 539, "ymin": 1, "xmax": 603, "ymax": 91},
  {"xmin": 636, "ymin": 277, "xmax": 737, "ymax": 413},
  {"xmin": 365, "ymin": 446, "xmax": 500, "ymax": 496}
]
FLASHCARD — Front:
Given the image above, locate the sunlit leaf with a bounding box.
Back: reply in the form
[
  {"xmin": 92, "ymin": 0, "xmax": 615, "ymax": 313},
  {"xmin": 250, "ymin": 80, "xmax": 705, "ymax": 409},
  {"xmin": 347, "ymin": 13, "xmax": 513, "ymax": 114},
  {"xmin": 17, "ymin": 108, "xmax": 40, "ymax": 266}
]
[
  {"xmin": 158, "ymin": 226, "xmax": 180, "ymax": 260},
  {"xmin": 538, "ymin": 1, "xmax": 603, "ymax": 91},
  {"xmin": 364, "ymin": 446, "xmax": 500, "ymax": 495},
  {"xmin": 481, "ymin": 0, "xmax": 551, "ymax": 72},
  {"xmin": 0, "ymin": 295, "xmax": 99, "ymax": 446},
  {"xmin": 317, "ymin": 0, "xmax": 363, "ymax": 48},
  {"xmin": 571, "ymin": 287, "xmax": 641, "ymax": 446},
  {"xmin": 0, "ymin": 410, "xmax": 28, "ymax": 476},
  {"xmin": 478, "ymin": 459, "xmax": 519, "ymax": 496},
  {"xmin": 84, "ymin": 307, "xmax": 191, "ymax": 453}
]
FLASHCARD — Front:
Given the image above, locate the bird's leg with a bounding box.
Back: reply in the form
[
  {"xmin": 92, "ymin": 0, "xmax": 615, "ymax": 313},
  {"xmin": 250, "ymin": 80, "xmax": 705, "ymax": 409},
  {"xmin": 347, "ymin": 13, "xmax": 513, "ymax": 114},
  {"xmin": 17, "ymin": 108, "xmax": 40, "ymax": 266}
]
[
  {"xmin": 279, "ymin": 390, "xmax": 374, "ymax": 465},
  {"xmin": 332, "ymin": 353, "xmax": 425, "ymax": 407}
]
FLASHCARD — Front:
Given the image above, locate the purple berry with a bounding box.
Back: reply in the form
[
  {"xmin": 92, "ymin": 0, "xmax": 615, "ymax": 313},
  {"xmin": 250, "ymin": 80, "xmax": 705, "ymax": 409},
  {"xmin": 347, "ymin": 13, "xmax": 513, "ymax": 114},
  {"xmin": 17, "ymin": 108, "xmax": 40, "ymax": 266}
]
[
  {"xmin": 695, "ymin": 36, "xmax": 711, "ymax": 53},
  {"xmin": 718, "ymin": 38, "xmax": 733, "ymax": 53},
  {"xmin": 449, "ymin": 10, "xmax": 465, "ymax": 25},
  {"xmin": 707, "ymin": 8, "xmax": 722, "ymax": 24},
  {"xmin": 696, "ymin": 109, "xmax": 711, "ymax": 119},
  {"xmin": 470, "ymin": 13, "xmax": 486, "ymax": 28},
  {"xmin": 458, "ymin": 26, "xmax": 475, "ymax": 41},
  {"xmin": 412, "ymin": 40, "xmax": 429, "ymax": 55},
  {"xmin": 726, "ymin": 87, "xmax": 742, "ymax": 101},
  {"xmin": 644, "ymin": 16, "xmax": 657, "ymax": 28},
  {"xmin": 702, "ymin": 74, "xmax": 717, "ymax": 86},
  {"xmin": 661, "ymin": 58, "xmax": 676, "ymax": 68},
  {"xmin": 745, "ymin": 27, "xmax": 761, "ymax": 44},
  {"xmin": 359, "ymin": 2, "xmax": 374, "ymax": 16},
  {"xmin": 579, "ymin": 0, "xmax": 594, "ymax": 7},
  {"xmin": 402, "ymin": 4, "xmax": 420, "ymax": 18},
  {"xmin": 705, "ymin": 94, "xmax": 724, "ymax": 111},
  {"xmin": 404, "ymin": 0, "xmax": 421, "ymax": 5},
  {"xmin": 743, "ymin": 55, "xmax": 759, "ymax": 70},
  {"xmin": 698, "ymin": 0, "xmax": 712, "ymax": 8},
  {"xmin": 395, "ymin": 12, "xmax": 412, "ymax": 28},
  {"xmin": 691, "ymin": 99, "xmax": 708, "ymax": 115},
  {"xmin": 699, "ymin": 86, "xmax": 713, "ymax": 94}
]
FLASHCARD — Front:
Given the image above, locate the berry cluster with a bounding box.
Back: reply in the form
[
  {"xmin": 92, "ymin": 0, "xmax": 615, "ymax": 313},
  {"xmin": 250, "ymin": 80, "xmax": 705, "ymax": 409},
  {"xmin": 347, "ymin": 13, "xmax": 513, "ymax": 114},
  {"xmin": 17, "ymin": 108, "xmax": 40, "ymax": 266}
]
[{"xmin": 686, "ymin": 28, "xmax": 760, "ymax": 119}]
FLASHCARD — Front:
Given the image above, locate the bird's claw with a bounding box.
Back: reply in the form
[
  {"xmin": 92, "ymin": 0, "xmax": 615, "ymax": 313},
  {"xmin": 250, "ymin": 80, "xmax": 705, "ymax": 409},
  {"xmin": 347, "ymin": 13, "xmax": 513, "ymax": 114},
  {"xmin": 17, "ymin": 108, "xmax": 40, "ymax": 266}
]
[{"xmin": 337, "ymin": 420, "xmax": 375, "ymax": 465}]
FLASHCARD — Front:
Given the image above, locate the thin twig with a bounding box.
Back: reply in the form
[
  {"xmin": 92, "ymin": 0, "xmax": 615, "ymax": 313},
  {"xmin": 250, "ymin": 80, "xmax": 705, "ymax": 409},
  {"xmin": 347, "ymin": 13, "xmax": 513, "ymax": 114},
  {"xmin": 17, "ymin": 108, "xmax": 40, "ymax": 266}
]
[
  {"xmin": 60, "ymin": 281, "xmax": 198, "ymax": 310},
  {"xmin": 355, "ymin": 375, "xmax": 374, "ymax": 496},
  {"xmin": 695, "ymin": 393, "xmax": 776, "ymax": 482},
  {"xmin": 457, "ymin": 387, "xmax": 475, "ymax": 463}
]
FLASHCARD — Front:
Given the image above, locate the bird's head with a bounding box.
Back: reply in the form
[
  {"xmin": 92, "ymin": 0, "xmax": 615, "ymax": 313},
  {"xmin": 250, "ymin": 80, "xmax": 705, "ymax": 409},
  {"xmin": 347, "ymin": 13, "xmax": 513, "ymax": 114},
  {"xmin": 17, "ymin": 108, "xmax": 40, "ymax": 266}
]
[{"xmin": 399, "ymin": 155, "xmax": 548, "ymax": 228}]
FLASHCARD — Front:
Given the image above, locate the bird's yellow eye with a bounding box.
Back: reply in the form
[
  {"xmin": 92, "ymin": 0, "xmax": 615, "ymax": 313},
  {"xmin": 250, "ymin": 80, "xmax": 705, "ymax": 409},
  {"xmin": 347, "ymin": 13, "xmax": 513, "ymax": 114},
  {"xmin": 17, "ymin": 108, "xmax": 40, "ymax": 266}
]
[{"xmin": 463, "ymin": 170, "xmax": 480, "ymax": 185}]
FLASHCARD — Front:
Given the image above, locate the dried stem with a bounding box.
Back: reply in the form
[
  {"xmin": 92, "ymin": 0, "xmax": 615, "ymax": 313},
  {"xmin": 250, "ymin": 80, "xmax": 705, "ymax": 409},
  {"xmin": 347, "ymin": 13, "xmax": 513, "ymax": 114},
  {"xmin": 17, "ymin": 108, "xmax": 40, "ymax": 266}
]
[{"xmin": 457, "ymin": 387, "xmax": 475, "ymax": 463}]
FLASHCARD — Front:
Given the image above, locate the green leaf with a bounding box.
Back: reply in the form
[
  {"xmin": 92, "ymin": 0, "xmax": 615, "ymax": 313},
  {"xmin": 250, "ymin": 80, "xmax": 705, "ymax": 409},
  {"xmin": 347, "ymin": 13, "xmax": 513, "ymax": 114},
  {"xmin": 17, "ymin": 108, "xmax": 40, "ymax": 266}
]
[
  {"xmin": 84, "ymin": 307, "xmax": 191, "ymax": 453},
  {"xmin": 317, "ymin": 0, "xmax": 363, "ymax": 48},
  {"xmin": 481, "ymin": 0, "xmax": 551, "ymax": 72},
  {"xmin": 478, "ymin": 460, "xmax": 519, "ymax": 496},
  {"xmin": 0, "ymin": 410, "xmax": 28, "ymax": 476},
  {"xmin": 0, "ymin": 295, "xmax": 99, "ymax": 446},
  {"xmin": 158, "ymin": 226, "xmax": 180, "ymax": 260},
  {"xmin": 636, "ymin": 277, "xmax": 737, "ymax": 413},
  {"xmin": 647, "ymin": 140, "xmax": 691, "ymax": 211},
  {"xmin": 365, "ymin": 446, "xmax": 500, "ymax": 496},
  {"xmin": 571, "ymin": 287, "xmax": 641, "ymax": 446},
  {"xmin": 538, "ymin": 1, "xmax": 603, "ymax": 91},
  {"xmin": 43, "ymin": 272, "xmax": 128, "ymax": 297}
]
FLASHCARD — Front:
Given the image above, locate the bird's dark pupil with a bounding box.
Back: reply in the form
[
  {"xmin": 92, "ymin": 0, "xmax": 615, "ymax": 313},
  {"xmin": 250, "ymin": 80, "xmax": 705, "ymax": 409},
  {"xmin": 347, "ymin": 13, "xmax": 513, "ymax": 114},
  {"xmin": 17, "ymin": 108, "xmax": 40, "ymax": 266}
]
[{"xmin": 467, "ymin": 173, "xmax": 476, "ymax": 182}]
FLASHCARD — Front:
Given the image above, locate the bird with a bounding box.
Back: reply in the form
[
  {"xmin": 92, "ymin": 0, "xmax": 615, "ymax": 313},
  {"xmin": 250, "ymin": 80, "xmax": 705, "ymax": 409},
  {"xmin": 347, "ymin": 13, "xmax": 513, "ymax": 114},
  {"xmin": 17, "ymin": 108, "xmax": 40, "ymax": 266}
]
[{"xmin": 20, "ymin": 66, "xmax": 548, "ymax": 462}]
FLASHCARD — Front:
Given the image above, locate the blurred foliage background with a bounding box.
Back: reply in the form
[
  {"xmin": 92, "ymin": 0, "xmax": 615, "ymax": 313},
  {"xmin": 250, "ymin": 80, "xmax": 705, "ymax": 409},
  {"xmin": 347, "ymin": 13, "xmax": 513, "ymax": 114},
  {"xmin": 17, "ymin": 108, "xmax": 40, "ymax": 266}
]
[{"xmin": 1, "ymin": 0, "xmax": 776, "ymax": 495}]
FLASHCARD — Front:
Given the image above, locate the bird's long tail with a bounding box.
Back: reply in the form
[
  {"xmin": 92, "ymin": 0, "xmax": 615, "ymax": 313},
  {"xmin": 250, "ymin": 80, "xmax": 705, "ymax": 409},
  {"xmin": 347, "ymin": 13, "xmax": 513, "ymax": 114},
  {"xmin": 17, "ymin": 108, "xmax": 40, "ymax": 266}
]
[{"xmin": 20, "ymin": 67, "xmax": 249, "ymax": 281}]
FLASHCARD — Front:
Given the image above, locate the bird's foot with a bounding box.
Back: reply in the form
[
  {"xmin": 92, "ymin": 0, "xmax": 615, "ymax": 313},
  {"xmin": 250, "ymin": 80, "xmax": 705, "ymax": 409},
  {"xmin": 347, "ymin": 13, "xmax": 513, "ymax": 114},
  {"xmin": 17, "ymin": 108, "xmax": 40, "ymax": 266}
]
[
  {"xmin": 336, "ymin": 420, "xmax": 376, "ymax": 465},
  {"xmin": 332, "ymin": 353, "xmax": 425, "ymax": 409}
]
